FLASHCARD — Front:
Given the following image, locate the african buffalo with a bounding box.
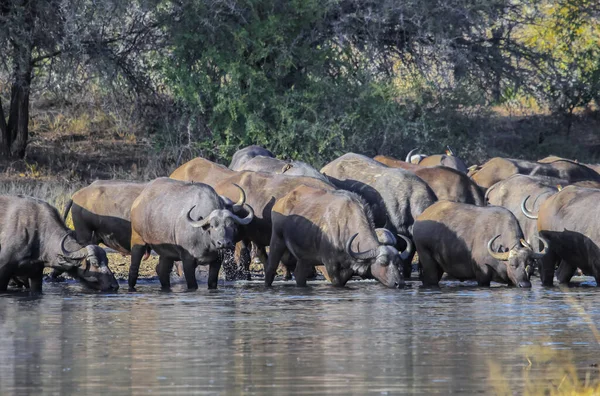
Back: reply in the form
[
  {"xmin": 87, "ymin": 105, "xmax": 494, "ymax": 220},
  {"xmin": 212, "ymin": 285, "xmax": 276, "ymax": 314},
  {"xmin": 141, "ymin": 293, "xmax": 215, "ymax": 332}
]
[
  {"xmin": 229, "ymin": 145, "xmax": 274, "ymax": 170},
  {"xmin": 533, "ymin": 186, "xmax": 600, "ymax": 286},
  {"xmin": 413, "ymin": 201, "xmax": 548, "ymax": 287},
  {"xmin": 129, "ymin": 178, "xmax": 254, "ymax": 290},
  {"xmin": 0, "ymin": 195, "xmax": 119, "ymax": 292},
  {"xmin": 471, "ymin": 157, "xmax": 600, "ymax": 189},
  {"xmin": 373, "ymin": 155, "xmax": 483, "ymax": 205},
  {"xmin": 267, "ymin": 185, "xmax": 411, "ymax": 287},
  {"xmin": 170, "ymin": 157, "xmax": 236, "ymax": 185},
  {"xmin": 237, "ymin": 155, "xmax": 330, "ymax": 183},
  {"xmin": 321, "ymin": 153, "xmax": 437, "ymax": 278},
  {"xmin": 213, "ymin": 171, "xmax": 336, "ymax": 276},
  {"xmin": 485, "ymin": 174, "xmax": 559, "ymax": 250},
  {"xmin": 63, "ymin": 180, "xmax": 147, "ymax": 256}
]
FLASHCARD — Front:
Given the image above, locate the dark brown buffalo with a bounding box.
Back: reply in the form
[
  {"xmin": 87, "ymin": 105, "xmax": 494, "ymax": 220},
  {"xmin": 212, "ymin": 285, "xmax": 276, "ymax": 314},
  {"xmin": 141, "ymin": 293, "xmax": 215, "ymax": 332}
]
[
  {"xmin": 0, "ymin": 195, "xmax": 119, "ymax": 292},
  {"xmin": 129, "ymin": 178, "xmax": 253, "ymax": 290},
  {"xmin": 485, "ymin": 174, "xmax": 558, "ymax": 250},
  {"xmin": 413, "ymin": 201, "xmax": 548, "ymax": 287},
  {"xmin": 229, "ymin": 145, "xmax": 274, "ymax": 170},
  {"xmin": 170, "ymin": 157, "xmax": 236, "ymax": 185},
  {"xmin": 63, "ymin": 180, "xmax": 147, "ymax": 256},
  {"xmin": 238, "ymin": 155, "xmax": 330, "ymax": 183},
  {"xmin": 535, "ymin": 186, "xmax": 600, "ymax": 286},
  {"xmin": 321, "ymin": 153, "xmax": 437, "ymax": 278},
  {"xmin": 471, "ymin": 157, "xmax": 600, "ymax": 189},
  {"xmin": 374, "ymin": 155, "xmax": 484, "ymax": 205},
  {"xmin": 213, "ymin": 171, "xmax": 336, "ymax": 276},
  {"xmin": 267, "ymin": 185, "xmax": 410, "ymax": 287}
]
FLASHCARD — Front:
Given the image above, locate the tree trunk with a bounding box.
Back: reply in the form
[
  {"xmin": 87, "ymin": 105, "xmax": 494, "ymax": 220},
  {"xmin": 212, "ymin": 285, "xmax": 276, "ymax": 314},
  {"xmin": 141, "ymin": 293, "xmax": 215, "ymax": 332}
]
[
  {"xmin": 2, "ymin": 0, "xmax": 35, "ymax": 159},
  {"xmin": 9, "ymin": 67, "xmax": 33, "ymax": 159},
  {"xmin": 0, "ymin": 97, "xmax": 9, "ymax": 158}
]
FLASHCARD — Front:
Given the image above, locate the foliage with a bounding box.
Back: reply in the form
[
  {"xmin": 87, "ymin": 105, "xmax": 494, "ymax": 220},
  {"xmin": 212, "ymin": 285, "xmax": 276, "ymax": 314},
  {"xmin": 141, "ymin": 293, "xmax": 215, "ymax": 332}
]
[
  {"xmin": 1, "ymin": 0, "xmax": 599, "ymax": 164},
  {"xmin": 518, "ymin": 0, "xmax": 600, "ymax": 121}
]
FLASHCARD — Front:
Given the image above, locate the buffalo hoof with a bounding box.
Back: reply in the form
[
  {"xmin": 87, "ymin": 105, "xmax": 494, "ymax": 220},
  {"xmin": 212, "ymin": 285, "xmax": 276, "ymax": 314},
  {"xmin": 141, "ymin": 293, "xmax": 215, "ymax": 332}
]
[{"xmin": 128, "ymin": 286, "xmax": 136, "ymax": 292}]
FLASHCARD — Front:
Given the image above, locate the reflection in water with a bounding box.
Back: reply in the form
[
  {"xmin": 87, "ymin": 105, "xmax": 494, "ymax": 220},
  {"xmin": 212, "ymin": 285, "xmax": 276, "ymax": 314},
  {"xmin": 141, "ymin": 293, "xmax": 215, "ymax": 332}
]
[{"xmin": 1, "ymin": 278, "xmax": 599, "ymax": 394}]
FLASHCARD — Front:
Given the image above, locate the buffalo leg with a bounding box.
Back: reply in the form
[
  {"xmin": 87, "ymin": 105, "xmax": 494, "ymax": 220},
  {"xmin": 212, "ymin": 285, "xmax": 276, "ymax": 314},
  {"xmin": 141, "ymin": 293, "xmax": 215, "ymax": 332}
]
[
  {"xmin": 128, "ymin": 244, "xmax": 146, "ymax": 291},
  {"xmin": 182, "ymin": 258, "xmax": 198, "ymax": 290},
  {"xmin": 556, "ymin": 260, "xmax": 577, "ymax": 285},
  {"xmin": 419, "ymin": 249, "xmax": 442, "ymax": 287},
  {"xmin": 400, "ymin": 238, "xmax": 416, "ymax": 279},
  {"xmin": 265, "ymin": 236, "xmax": 286, "ymax": 287},
  {"xmin": 156, "ymin": 256, "xmax": 175, "ymax": 290},
  {"xmin": 0, "ymin": 252, "xmax": 18, "ymax": 291},
  {"xmin": 293, "ymin": 261, "xmax": 311, "ymax": 287},
  {"xmin": 0, "ymin": 265, "xmax": 15, "ymax": 292},
  {"xmin": 207, "ymin": 260, "xmax": 221, "ymax": 290},
  {"xmin": 28, "ymin": 265, "xmax": 44, "ymax": 293},
  {"xmin": 539, "ymin": 249, "xmax": 559, "ymax": 287}
]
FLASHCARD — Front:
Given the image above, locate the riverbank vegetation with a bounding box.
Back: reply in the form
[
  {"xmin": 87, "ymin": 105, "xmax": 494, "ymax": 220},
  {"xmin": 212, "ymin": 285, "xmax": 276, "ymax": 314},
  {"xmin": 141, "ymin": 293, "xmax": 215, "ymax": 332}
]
[{"xmin": 1, "ymin": 0, "xmax": 599, "ymax": 177}]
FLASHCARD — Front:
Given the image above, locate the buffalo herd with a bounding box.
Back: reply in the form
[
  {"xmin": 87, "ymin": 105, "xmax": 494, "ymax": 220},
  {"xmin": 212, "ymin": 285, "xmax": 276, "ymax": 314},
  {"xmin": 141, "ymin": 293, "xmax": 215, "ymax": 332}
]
[{"xmin": 2, "ymin": 145, "xmax": 600, "ymax": 292}]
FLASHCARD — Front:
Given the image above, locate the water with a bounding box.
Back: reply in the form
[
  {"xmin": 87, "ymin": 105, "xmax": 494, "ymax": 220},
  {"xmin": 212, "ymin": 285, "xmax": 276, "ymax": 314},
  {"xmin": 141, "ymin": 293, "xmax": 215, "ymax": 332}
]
[{"xmin": 1, "ymin": 277, "xmax": 599, "ymax": 395}]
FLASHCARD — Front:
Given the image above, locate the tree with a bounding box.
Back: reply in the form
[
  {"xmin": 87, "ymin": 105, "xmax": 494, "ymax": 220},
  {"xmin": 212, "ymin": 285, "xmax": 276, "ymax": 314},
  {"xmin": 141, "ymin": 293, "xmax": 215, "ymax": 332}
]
[{"xmin": 0, "ymin": 0, "xmax": 160, "ymax": 159}]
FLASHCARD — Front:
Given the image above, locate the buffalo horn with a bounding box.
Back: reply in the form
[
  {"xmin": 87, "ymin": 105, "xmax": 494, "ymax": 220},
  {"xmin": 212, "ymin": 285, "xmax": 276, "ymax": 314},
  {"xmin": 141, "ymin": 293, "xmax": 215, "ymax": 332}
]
[
  {"xmin": 229, "ymin": 203, "xmax": 254, "ymax": 226},
  {"xmin": 186, "ymin": 206, "xmax": 211, "ymax": 228},
  {"xmin": 520, "ymin": 238, "xmax": 531, "ymax": 249},
  {"xmin": 60, "ymin": 233, "xmax": 88, "ymax": 260},
  {"xmin": 232, "ymin": 184, "xmax": 247, "ymax": 212},
  {"xmin": 487, "ymin": 235, "xmax": 510, "ymax": 261},
  {"xmin": 532, "ymin": 235, "xmax": 549, "ymax": 259},
  {"xmin": 396, "ymin": 234, "xmax": 414, "ymax": 261},
  {"xmin": 405, "ymin": 148, "xmax": 419, "ymax": 163},
  {"xmin": 346, "ymin": 233, "xmax": 378, "ymax": 261},
  {"xmin": 520, "ymin": 195, "xmax": 538, "ymax": 220}
]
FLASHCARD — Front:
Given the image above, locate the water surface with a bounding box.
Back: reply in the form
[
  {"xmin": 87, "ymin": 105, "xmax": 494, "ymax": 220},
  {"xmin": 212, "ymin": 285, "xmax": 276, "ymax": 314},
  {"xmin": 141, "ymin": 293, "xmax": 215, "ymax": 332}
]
[{"xmin": 1, "ymin": 278, "xmax": 599, "ymax": 395}]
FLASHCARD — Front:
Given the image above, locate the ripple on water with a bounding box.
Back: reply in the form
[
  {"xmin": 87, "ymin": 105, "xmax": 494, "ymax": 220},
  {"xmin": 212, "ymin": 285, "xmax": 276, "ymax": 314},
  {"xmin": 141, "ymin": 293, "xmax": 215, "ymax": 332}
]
[{"xmin": 0, "ymin": 277, "xmax": 599, "ymax": 394}]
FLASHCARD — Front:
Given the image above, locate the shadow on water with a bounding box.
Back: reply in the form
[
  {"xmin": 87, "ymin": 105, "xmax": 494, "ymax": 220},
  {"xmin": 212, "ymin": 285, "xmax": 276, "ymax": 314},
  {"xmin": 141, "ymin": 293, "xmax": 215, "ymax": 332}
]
[{"xmin": 1, "ymin": 277, "xmax": 599, "ymax": 394}]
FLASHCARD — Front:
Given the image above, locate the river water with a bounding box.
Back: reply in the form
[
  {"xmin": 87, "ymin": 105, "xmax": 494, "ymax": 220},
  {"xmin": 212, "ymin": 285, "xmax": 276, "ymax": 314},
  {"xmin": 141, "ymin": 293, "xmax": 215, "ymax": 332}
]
[{"xmin": 1, "ymin": 277, "xmax": 599, "ymax": 395}]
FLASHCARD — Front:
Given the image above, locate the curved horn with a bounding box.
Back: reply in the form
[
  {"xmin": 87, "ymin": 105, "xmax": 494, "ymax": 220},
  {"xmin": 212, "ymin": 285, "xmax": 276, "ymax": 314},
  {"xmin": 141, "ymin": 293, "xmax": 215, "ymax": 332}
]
[
  {"xmin": 346, "ymin": 233, "xmax": 378, "ymax": 261},
  {"xmin": 232, "ymin": 183, "xmax": 247, "ymax": 211},
  {"xmin": 520, "ymin": 238, "xmax": 532, "ymax": 249},
  {"xmin": 397, "ymin": 234, "xmax": 414, "ymax": 261},
  {"xmin": 532, "ymin": 235, "xmax": 549, "ymax": 259},
  {"xmin": 229, "ymin": 203, "xmax": 254, "ymax": 226},
  {"xmin": 521, "ymin": 195, "xmax": 538, "ymax": 220},
  {"xmin": 60, "ymin": 233, "xmax": 87, "ymax": 260},
  {"xmin": 405, "ymin": 148, "xmax": 419, "ymax": 163},
  {"xmin": 487, "ymin": 235, "xmax": 510, "ymax": 261},
  {"xmin": 186, "ymin": 206, "xmax": 211, "ymax": 228},
  {"xmin": 484, "ymin": 184, "xmax": 496, "ymax": 205}
]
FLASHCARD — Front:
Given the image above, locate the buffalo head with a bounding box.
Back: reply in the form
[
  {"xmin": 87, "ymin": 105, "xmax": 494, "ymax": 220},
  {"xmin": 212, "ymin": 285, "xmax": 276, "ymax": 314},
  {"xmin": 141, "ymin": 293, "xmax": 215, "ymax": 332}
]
[
  {"xmin": 487, "ymin": 234, "xmax": 549, "ymax": 288},
  {"xmin": 346, "ymin": 231, "xmax": 413, "ymax": 288},
  {"xmin": 187, "ymin": 185, "xmax": 254, "ymax": 250},
  {"xmin": 59, "ymin": 234, "xmax": 119, "ymax": 291}
]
